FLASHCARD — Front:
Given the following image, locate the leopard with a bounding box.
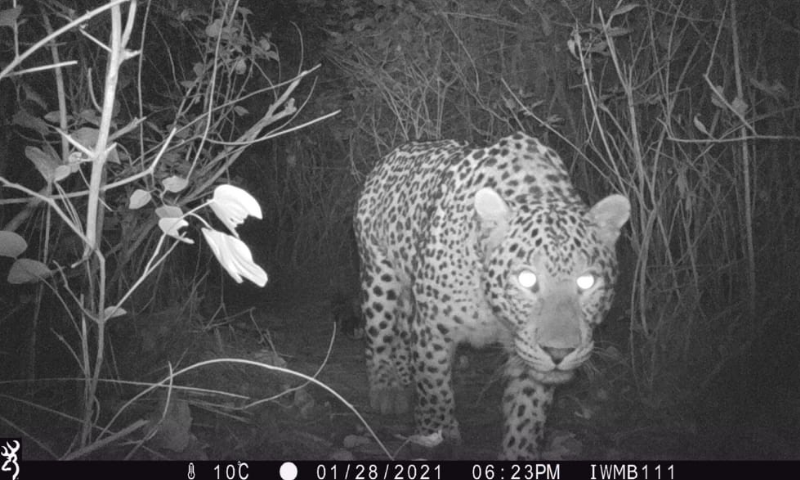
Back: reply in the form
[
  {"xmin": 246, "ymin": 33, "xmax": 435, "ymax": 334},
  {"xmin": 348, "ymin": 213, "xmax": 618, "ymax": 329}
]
[{"xmin": 354, "ymin": 132, "xmax": 630, "ymax": 460}]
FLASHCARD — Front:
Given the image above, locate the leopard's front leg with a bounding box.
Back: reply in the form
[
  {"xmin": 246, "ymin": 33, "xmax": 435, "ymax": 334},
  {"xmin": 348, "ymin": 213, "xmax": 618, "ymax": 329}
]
[
  {"xmin": 500, "ymin": 362, "xmax": 555, "ymax": 460},
  {"xmin": 411, "ymin": 319, "xmax": 461, "ymax": 446}
]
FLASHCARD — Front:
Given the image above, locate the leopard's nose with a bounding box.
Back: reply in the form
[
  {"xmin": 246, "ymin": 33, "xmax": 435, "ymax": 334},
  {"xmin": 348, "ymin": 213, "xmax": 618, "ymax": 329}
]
[{"xmin": 542, "ymin": 346, "xmax": 575, "ymax": 365}]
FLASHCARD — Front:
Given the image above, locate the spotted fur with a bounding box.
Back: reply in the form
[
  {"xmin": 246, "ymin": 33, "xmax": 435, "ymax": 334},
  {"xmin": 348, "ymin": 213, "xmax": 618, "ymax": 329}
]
[{"xmin": 354, "ymin": 132, "xmax": 630, "ymax": 459}]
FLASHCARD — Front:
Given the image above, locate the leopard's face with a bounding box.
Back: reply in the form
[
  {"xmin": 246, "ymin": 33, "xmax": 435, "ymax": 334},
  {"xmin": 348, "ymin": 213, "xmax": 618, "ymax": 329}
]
[{"xmin": 480, "ymin": 201, "xmax": 621, "ymax": 385}]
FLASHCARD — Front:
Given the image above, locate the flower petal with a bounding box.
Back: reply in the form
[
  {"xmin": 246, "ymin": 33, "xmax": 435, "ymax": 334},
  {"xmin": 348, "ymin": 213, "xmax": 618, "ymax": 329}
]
[
  {"xmin": 210, "ymin": 185, "xmax": 262, "ymax": 235},
  {"xmin": 201, "ymin": 228, "xmax": 267, "ymax": 287}
]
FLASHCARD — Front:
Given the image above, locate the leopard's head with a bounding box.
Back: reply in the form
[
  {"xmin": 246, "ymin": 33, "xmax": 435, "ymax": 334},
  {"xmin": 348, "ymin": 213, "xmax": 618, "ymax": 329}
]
[{"xmin": 475, "ymin": 187, "xmax": 630, "ymax": 384}]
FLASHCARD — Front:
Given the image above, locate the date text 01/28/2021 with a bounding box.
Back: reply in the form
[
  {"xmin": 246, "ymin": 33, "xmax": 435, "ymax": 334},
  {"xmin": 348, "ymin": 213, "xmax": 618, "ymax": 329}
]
[{"xmin": 312, "ymin": 463, "xmax": 549, "ymax": 480}]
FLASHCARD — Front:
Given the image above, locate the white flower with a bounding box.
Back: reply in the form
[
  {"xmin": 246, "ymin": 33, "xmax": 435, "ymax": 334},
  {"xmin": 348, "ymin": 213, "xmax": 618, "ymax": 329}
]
[
  {"xmin": 201, "ymin": 228, "xmax": 267, "ymax": 287},
  {"xmin": 210, "ymin": 185, "xmax": 262, "ymax": 236}
]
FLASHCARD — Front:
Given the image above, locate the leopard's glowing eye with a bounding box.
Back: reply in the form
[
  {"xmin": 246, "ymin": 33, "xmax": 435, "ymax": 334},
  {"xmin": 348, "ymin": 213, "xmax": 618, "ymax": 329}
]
[
  {"xmin": 577, "ymin": 274, "xmax": 595, "ymax": 290},
  {"xmin": 518, "ymin": 270, "xmax": 537, "ymax": 289}
]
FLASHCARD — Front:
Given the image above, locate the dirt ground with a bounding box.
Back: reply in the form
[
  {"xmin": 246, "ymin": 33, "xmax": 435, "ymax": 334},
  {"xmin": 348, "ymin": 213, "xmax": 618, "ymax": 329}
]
[{"xmin": 170, "ymin": 295, "xmax": 800, "ymax": 462}]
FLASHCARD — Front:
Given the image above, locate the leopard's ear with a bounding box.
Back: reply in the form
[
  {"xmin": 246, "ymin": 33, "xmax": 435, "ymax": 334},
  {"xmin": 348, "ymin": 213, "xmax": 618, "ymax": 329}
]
[
  {"xmin": 474, "ymin": 188, "xmax": 511, "ymax": 251},
  {"xmin": 588, "ymin": 194, "xmax": 630, "ymax": 245}
]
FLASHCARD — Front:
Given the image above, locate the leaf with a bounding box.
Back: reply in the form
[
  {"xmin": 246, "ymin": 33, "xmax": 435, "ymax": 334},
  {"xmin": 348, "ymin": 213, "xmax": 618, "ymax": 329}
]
[
  {"xmin": 159, "ymin": 151, "xmax": 181, "ymax": 166},
  {"xmin": 13, "ymin": 110, "xmax": 49, "ymax": 135},
  {"xmin": 605, "ymin": 27, "xmax": 633, "ymax": 38},
  {"xmin": 72, "ymin": 126, "xmax": 99, "ymax": 150},
  {"xmin": 162, "ymin": 176, "xmax": 188, "ymax": 193},
  {"xmin": 233, "ymin": 57, "xmax": 247, "ymax": 75},
  {"xmin": 106, "ymin": 144, "xmax": 120, "ymax": 164},
  {"xmin": 588, "ymin": 40, "xmax": 609, "ymax": 54},
  {"xmin": 8, "ymin": 258, "xmax": 52, "ymax": 284},
  {"xmin": 22, "ymin": 84, "xmax": 47, "ymax": 109},
  {"xmin": 25, "ymin": 146, "xmax": 60, "ymax": 183},
  {"xmin": 0, "ymin": 7, "xmax": 23, "ymax": 28},
  {"xmin": 54, "ymin": 165, "xmax": 73, "ymax": 182},
  {"xmin": 731, "ymin": 96, "xmax": 748, "ymax": 117},
  {"xmin": 129, "ymin": 189, "xmax": 152, "ymax": 209},
  {"xmin": 209, "ymin": 184, "xmax": 262, "ymax": 235},
  {"xmin": 155, "ymin": 205, "xmax": 184, "ymax": 218},
  {"xmin": 264, "ymin": 49, "xmax": 279, "ymax": 62},
  {"xmin": 205, "ymin": 19, "xmax": 222, "ymax": 37},
  {"xmin": 192, "ymin": 62, "xmax": 204, "ymax": 78},
  {"xmin": 69, "ymin": 127, "xmax": 120, "ymax": 164},
  {"xmin": 709, "ymin": 84, "xmax": 726, "ymax": 109},
  {"xmin": 567, "ymin": 37, "xmax": 580, "ymax": 58},
  {"xmin": 159, "ymin": 217, "xmax": 194, "ymax": 244},
  {"xmin": 104, "ymin": 306, "xmax": 127, "ymax": 319},
  {"xmin": 693, "ymin": 115, "xmax": 709, "ymax": 136},
  {"xmin": 77, "ymin": 110, "xmax": 100, "ymax": 126},
  {"xmin": 44, "ymin": 111, "xmax": 63, "ymax": 123},
  {"xmin": 0, "ymin": 231, "xmax": 27, "ymax": 258}
]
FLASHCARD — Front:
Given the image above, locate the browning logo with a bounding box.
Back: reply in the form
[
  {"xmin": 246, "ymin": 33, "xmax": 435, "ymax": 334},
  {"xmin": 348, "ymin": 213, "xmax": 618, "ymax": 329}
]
[{"xmin": 0, "ymin": 440, "xmax": 19, "ymax": 480}]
